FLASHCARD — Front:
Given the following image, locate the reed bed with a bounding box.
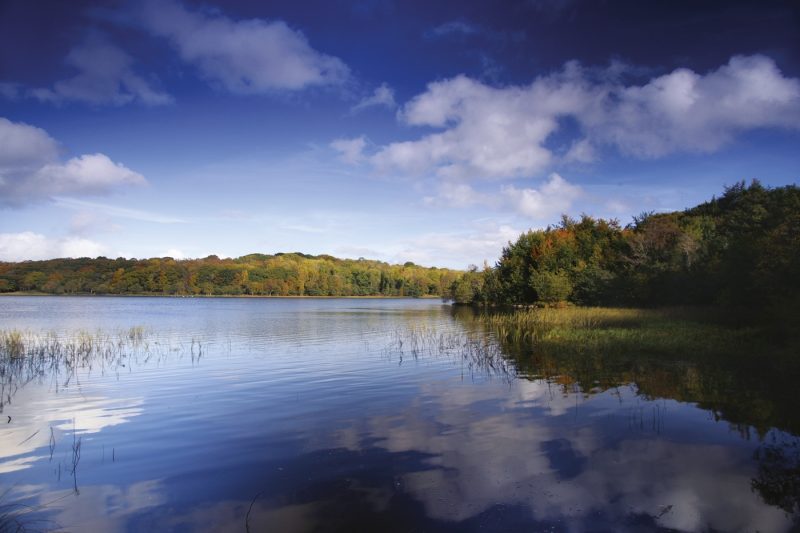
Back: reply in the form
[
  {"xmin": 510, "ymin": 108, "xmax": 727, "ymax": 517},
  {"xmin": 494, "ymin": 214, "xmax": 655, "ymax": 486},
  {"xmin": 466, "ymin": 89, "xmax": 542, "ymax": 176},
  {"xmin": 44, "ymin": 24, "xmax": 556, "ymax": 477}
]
[
  {"xmin": 477, "ymin": 306, "xmax": 758, "ymax": 357},
  {"xmin": 386, "ymin": 324, "xmax": 515, "ymax": 380},
  {"xmin": 0, "ymin": 327, "xmax": 174, "ymax": 407},
  {"xmin": 382, "ymin": 307, "xmax": 751, "ymax": 384},
  {"xmin": 0, "ymin": 327, "xmax": 151, "ymax": 367}
]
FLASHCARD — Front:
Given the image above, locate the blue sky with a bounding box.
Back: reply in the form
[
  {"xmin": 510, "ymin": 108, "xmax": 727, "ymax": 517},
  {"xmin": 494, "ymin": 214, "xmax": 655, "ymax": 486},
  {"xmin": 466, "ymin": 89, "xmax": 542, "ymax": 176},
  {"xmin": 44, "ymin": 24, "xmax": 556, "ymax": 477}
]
[{"xmin": 1, "ymin": 0, "xmax": 798, "ymax": 268}]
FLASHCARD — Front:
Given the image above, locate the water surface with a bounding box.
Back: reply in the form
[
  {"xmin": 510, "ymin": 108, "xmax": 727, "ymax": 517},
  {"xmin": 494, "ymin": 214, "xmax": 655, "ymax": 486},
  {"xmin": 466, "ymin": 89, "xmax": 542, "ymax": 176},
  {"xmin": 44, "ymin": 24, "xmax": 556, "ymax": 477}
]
[{"xmin": 1, "ymin": 297, "xmax": 798, "ymax": 532}]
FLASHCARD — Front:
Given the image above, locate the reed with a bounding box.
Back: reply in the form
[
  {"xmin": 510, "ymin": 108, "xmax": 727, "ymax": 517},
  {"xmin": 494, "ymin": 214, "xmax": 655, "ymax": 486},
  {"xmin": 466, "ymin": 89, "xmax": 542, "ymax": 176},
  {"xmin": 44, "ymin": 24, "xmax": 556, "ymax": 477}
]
[
  {"xmin": 0, "ymin": 327, "xmax": 160, "ymax": 408},
  {"xmin": 386, "ymin": 324, "xmax": 515, "ymax": 380},
  {"xmin": 476, "ymin": 306, "xmax": 759, "ymax": 357}
]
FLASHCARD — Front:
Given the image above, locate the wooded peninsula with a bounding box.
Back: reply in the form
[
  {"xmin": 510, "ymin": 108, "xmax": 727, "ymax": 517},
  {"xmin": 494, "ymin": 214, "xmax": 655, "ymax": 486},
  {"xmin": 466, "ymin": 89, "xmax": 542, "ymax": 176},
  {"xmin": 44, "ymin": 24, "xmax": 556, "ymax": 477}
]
[{"xmin": 445, "ymin": 181, "xmax": 798, "ymax": 330}]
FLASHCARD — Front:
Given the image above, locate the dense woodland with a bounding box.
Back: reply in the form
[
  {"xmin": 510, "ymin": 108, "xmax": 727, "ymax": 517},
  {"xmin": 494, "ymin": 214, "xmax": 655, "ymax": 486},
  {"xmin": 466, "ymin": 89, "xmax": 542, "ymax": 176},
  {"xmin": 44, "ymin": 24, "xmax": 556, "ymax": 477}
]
[
  {"xmin": 446, "ymin": 181, "xmax": 799, "ymax": 325},
  {"xmin": 0, "ymin": 253, "xmax": 460, "ymax": 298}
]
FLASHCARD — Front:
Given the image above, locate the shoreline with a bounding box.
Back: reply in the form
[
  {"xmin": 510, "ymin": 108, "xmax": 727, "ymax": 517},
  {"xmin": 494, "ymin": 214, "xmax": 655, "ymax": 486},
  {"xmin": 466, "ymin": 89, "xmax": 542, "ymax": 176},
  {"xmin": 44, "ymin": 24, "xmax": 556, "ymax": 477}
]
[{"xmin": 0, "ymin": 292, "xmax": 445, "ymax": 300}]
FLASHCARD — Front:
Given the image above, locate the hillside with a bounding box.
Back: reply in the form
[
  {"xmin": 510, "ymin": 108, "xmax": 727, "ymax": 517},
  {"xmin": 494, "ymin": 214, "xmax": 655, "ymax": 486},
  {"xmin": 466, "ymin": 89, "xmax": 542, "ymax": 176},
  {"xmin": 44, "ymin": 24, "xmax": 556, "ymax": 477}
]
[{"xmin": 0, "ymin": 253, "xmax": 461, "ymax": 298}]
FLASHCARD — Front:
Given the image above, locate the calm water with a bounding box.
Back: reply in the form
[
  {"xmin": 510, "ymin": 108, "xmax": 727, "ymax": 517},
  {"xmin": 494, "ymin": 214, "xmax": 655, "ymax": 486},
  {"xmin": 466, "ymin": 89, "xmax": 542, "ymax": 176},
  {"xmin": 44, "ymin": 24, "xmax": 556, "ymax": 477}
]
[{"xmin": 1, "ymin": 297, "xmax": 798, "ymax": 532}]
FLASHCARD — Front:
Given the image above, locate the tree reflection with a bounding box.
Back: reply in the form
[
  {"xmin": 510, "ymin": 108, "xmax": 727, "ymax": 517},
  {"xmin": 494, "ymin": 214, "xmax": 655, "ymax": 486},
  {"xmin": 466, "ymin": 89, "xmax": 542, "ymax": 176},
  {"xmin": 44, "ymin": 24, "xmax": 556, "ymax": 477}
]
[
  {"xmin": 446, "ymin": 306, "xmax": 800, "ymax": 522},
  {"xmin": 448, "ymin": 306, "xmax": 800, "ymax": 437},
  {"xmin": 753, "ymin": 438, "xmax": 800, "ymax": 517}
]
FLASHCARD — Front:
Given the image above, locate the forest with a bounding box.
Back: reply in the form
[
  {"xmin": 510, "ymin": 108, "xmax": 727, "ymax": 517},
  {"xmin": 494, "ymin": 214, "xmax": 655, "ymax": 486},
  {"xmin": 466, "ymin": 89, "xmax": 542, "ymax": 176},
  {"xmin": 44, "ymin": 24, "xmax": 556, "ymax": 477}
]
[
  {"xmin": 2, "ymin": 181, "xmax": 797, "ymax": 313},
  {"xmin": 0, "ymin": 252, "xmax": 460, "ymax": 298},
  {"xmin": 446, "ymin": 181, "xmax": 799, "ymax": 328}
]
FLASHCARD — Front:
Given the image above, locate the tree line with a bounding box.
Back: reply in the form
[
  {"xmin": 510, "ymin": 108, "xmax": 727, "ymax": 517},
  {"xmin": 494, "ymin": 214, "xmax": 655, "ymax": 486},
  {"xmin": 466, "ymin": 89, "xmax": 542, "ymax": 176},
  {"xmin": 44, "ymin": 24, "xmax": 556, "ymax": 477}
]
[
  {"xmin": 446, "ymin": 181, "xmax": 799, "ymax": 325},
  {"xmin": 0, "ymin": 252, "xmax": 460, "ymax": 298}
]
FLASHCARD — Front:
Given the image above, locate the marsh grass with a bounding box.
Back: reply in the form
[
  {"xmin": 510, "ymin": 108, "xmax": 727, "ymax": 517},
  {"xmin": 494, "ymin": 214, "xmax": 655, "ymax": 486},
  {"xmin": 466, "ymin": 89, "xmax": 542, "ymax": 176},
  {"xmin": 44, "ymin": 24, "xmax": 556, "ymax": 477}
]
[
  {"xmin": 477, "ymin": 307, "xmax": 761, "ymax": 358},
  {"xmin": 385, "ymin": 307, "xmax": 760, "ymax": 384},
  {"xmin": 0, "ymin": 327, "xmax": 170, "ymax": 411},
  {"xmin": 455, "ymin": 306, "xmax": 800, "ymax": 435}
]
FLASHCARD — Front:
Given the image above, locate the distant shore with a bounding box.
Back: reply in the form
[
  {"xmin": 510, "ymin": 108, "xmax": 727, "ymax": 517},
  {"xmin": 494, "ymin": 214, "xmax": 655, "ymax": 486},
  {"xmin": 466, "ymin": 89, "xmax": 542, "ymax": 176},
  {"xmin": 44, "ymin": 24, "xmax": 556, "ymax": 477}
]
[{"xmin": 0, "ymin": 292, "xmax": 444, "ymax": 300}]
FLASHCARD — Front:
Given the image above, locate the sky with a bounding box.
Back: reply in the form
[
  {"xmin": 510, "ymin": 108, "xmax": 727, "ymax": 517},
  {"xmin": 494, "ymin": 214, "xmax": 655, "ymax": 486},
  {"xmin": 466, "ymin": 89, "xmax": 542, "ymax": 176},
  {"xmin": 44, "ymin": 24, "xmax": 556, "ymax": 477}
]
[{"xmin": 0, "ymin": 0, "xmax": 798, "ymax": 268}]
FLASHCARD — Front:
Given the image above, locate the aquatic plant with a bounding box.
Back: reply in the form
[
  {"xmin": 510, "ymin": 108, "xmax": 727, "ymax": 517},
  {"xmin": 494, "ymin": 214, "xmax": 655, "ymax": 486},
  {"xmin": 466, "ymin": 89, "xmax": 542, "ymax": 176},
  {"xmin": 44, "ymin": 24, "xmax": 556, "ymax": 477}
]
[
  {"xmin": 386, "ymin": 324, "xmax": 515, "ymax": 380},
  {"xmin": 475, "ymin": 306, "xmax": 760, "ymax": 357},
  {"xmin": 0, "ymin": 327, "xmax": 161, "ymax": 411}
]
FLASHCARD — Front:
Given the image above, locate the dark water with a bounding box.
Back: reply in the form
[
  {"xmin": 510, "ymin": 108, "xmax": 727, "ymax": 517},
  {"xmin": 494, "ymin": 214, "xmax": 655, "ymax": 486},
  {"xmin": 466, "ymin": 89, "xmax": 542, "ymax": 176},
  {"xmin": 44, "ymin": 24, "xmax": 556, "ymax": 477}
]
[{"xmin": 0, "ymin": 297, "xmax": 798, "ymax": 532}]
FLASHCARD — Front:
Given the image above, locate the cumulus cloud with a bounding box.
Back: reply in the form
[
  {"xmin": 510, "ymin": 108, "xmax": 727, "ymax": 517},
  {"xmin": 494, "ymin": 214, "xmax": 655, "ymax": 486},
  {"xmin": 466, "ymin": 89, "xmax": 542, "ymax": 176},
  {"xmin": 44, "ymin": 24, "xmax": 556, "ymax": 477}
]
[
  {"xmin": 426, "ymin": 173, "xmax": 583, "ymax": 220},
  {"xmin": 0, "ymin": 232, "xmax": 107, "ymax": 261},
  {"xmin": 29, "ymin": 37, "xmax": 172, "ymax": 106},
  {"xmin": 351, "ymin": 83, "xmax": 396, "ymax": 112},
  {"xmin": 31, "ymin": 154, "xmax": 145, "ymax": 195},
  {"xmin": 0, "ymin": 117, "xmax": 60, "ymax": 172},
  {"xmin": 501, "ymin": 173, "xmax": 583, "ymax": 219},
  {"xmin": 394, "ymin": 222, "xmax": 522, "ymax": 268},
  {"xmin": 584, "ymin": 55, "xmax": 800, "ymax": 157},
  {"xmin": 563, "ymin": 138, "xmax": 596, "ymax": 163},
  {"xmin": 424, "ymin": 181, "xmax": 493, "ymax": 208},
  {"xmin": 0, "ymin": 117, "xmax": 146, "ymax": 207},
  {"xmin": 354, "ymin": 55, "xmax": 800, "ymax": 181},
  {"xmin": 140, "ymin": 0, "xmax": 349, "ymax": 93},
  {"xmin": 330, "ymin": 136, "xmax": 367, "ymax": 164},
  {"xmin": 370, "ymin": 73, "xmax": 578, "ymax": 180}
]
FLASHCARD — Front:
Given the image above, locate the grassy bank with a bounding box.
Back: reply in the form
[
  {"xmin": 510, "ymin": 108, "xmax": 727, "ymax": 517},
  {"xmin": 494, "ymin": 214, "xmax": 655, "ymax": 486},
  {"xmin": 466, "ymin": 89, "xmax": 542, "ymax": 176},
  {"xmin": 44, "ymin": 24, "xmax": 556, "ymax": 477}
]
[
  {"xmin": 476, "ymin": 306, "xmax": 771, "ymax": 358},
  {"xmin": 466, "ymin": 307, "xmax": 800, "ymax": 436}
]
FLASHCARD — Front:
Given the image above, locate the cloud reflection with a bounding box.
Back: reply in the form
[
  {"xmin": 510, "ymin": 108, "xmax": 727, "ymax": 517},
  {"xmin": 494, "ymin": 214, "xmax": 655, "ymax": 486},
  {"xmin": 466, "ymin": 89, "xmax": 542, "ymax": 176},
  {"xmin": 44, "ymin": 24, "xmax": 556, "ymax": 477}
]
[
  {"xmin": 326, "ymin": 379, "xmax": 794, "ymax": 531},
  {"xmin": 0, "ymin": 383, "xmax": 142, "ymax": 474}
]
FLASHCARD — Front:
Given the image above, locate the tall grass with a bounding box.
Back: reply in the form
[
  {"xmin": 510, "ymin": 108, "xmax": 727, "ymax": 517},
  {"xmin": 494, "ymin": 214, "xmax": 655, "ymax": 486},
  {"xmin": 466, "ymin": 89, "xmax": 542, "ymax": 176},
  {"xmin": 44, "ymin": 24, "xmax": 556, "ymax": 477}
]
[
  {"xmin": 386, "ymin": 307, "xmax": 758, "ymax": 383},
  {"xmin": 0, "ymin": 327, "xmax": 158, "ymax": 407},
  {"xmin": 386, "ymin": 324, "xmax": 515, "ymax": 380},
  {"xmin": 477, "ymin": 307, "xmax": 760, "ymax": 357}
]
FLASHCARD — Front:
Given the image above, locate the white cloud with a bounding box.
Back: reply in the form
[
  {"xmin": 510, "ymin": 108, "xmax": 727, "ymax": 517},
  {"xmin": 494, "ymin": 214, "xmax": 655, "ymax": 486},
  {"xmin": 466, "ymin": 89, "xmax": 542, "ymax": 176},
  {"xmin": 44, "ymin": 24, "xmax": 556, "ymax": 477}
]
[
  {"xmin": 424, "ymin": 181, "xmax": 492, "ymax": 208},
  {"xmin": 393, "ymin": 222, "xmax": 522, "ymax": 268},
  {"xmin": 425, "ymin": 173, "xmax": 583, "ymax": 220},
  {"xmin": 330, "ymin": 136, "xmax": 367, "ymax": 164},
  {"xmin": 501, "ymin": 173, "xmax": 583, "ymax": 220},
  {"xmin": 32, "ymin": 154, "xmax": 145, "ymax": 195},
  {"xmin": 370, "ymin": 73, "xmax": 579, "ymax": 180},
  {"xmin": 0, "ymin": 232, "xmax": 107, "ymax": 261},
  {"xmin": 584, "ymin": 55, "xmax": 800, "ymax": 157},
  {"xmin": 0, "ymin": 117, "xmax": 60, "ymax": 172},
  {"xmin": 0, "ymin": 118, "xmax": 146, "ymax": 206},
  {"xmin": 352, "ymin": 83, "xmax": 396, "ymax": 112},
  {"xmin": 30, "ymin": 37, "xmax": 172, "ymax": 106},
  {"xmin": 141, "ymin": 0, "xmax": 349, "ymax": 93},
  {"xmin": 563, "ymin": 138, "xmax": 596, "ymax": 163},
  {"xmin": 356, "ymin": 55, "xmax": 800, "ymax": 181}
]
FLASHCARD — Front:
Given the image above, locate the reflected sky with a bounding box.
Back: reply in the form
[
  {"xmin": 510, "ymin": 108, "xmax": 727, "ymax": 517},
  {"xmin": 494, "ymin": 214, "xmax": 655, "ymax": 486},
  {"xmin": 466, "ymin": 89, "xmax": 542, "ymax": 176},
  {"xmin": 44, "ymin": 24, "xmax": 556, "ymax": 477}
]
[{"xmin": 0, "ymin": 297, "xmax": 797, "ymax": 532}]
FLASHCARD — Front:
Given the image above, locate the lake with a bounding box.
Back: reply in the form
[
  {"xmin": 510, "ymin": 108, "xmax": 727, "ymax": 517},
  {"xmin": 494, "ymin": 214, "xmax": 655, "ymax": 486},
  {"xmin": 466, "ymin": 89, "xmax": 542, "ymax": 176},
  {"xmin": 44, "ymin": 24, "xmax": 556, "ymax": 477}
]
[{"xmin": 0, "ymin": 296, "xmax": 798, "ymax": 532}]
